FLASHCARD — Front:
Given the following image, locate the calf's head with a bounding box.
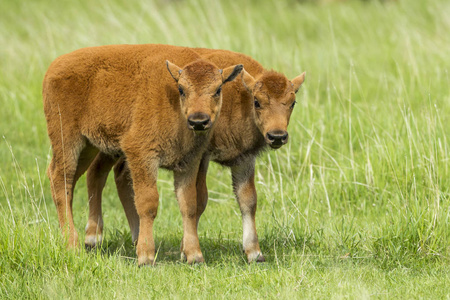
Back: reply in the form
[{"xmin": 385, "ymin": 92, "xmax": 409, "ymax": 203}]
[
  {"xmin": 167, "ymin": 60, "xmax": 243, "ymax": 132},
  {"xmin": 242, "ymin": 70, "xmax": 305, "ymax": 149}
]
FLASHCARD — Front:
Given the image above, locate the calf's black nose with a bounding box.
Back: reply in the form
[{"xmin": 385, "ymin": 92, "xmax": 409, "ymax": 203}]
[
  {"xmin": 187, "ymin": 112, "xmax": 211, "ymax": 131},
  {"xmin": 266, "ymin": 130, "xmax": 288, "ymax": 148}
]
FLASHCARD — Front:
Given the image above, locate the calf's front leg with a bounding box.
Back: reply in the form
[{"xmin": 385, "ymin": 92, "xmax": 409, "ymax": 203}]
[
  {"xmin": 175, "ymin": 164, "xmax": 204, "ymax": 264},
  {"xmin": 127, "ymin": 158, "xmax": 159, "ymax": 266},
  {"xmin": 231, "ymin": 157, "xmax": 265, "ymax": 263}
]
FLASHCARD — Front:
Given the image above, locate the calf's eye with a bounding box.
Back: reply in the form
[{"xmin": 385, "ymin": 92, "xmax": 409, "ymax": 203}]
[
  {"xmin": 290, "ymin": 101, "xmax": 297, "ymax": 109},
  {"xmin": 254, "ymin": 98, "xmax": 261, "ymax": 109},
  {"xmin": 178, "ymin": 86, "xmax": 185, "ymax": 96}
]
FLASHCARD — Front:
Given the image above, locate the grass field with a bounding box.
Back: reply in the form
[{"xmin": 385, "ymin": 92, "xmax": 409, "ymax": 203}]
[{"xmin": 1, "ymin": 0, "xmax": 449, "ymax": 298}]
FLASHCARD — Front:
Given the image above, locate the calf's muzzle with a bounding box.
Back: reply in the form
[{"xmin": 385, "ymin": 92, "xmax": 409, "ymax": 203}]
[
  {"xmin": 266, "ymin": 130, "xmax": 289, "ymax": 149},
  {"xmin": 187, "ymin": 112, "xmax": 211, "ymax": 131}
]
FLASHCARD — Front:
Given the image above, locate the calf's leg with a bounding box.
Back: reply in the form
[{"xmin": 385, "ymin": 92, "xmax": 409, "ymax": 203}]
[
  {"xmin": 175, "ymin": 162, "xmax": 204, "ymax": 264},
  {"xmin": 114, "ymin": 157, "xmax": 140, "ymax": 244},
  {"xmin": 179, "ymin": 155, "xmax": 208, "ymax": 261},
  {"xmin": 85, "ymin": 154, "xmax": 140, "ymax": 247},
  {"xmin": 48, "ymin": 137, "xmax": 98, "ymax": 247},
  {"xmin": 85, "ymin": 152, "xmax": 117, "ymax": 248},
  {"xmin": 195, "ymin": 155, "xmax": 210, "ymax": 228},
  {"xmin": 231, "ymin": 157, "xmax": 265, "ymax": 263},
  {"xmin": 126, "ymin": 156, "xmax": 159, "ymax": 266}
]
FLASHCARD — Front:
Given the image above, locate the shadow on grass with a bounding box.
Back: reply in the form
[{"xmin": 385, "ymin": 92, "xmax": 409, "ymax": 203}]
[
  {"xmin": 86, "ymin": 227, "xmax": 326, "ymax": 267},
  {"xmin": 88, "ymin": 229, "xmax": 253, "ymax": 266}
]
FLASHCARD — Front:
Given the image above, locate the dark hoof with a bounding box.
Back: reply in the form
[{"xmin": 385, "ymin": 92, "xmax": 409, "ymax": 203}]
[
  {"xmin": 189, "ymin": 257, "xmax": 205, "ymax": 265},
  {"xmin": 256, "ymin": 254, "xmax": 266, "ymax": 263}
]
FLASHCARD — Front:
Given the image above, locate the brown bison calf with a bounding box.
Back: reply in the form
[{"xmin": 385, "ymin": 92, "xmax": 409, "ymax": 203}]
[
  {"xmin": 192, "ymin": 48, "xmax": 306, "ymax": 262},
  {"xmin": 86, "ymin": 48, "xmax": 305, "ymax": 263},
  {"xmin": 43, "ymin": 44, "xmax": 243, "ymax": 266}
]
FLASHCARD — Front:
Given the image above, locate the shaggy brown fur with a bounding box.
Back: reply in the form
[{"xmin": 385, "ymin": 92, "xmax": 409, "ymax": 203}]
[
  {"xmin": 84, "ymin": 47, "xmax": 305, "ymax": 263},
  {"xmin": 43, "ymin": 44, "xmax": 243, "ymax": 266}
]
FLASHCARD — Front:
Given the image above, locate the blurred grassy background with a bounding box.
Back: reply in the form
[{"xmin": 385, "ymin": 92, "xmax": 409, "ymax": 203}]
[{"xmin": 0, "ymin": 0, "xmax": 449, "ymax": 298}]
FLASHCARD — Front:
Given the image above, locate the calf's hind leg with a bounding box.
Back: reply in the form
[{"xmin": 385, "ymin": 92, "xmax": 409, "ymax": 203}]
[
  {"xmin": 231, "ymin": 157, "xmax": 265, "ymax": 263},
  {"xmin": 85, "ymin": 152, "xmax": 118, "ymax": 248},
  {"xmin": 85, "ymin": 154, "xmax": 140, "ymax": 247},
  {"xmin": 113, "ymin": 157, "xmax": 140, "ymax": 244},
  {"xmin": 48, "ymin": 138, "xmax": 98, "ymax": 247}
]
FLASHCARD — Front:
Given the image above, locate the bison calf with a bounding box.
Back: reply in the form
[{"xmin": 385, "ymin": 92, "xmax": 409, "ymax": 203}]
[
  {"xmin": 185, "ymin": 48, "xmax": 305, "ymax": 262},
  {"xmin": 43, "ymin": 44, "xmax": 242, "ymax": 266}
]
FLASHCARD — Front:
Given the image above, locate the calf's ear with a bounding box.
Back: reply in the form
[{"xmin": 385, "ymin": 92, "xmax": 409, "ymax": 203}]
[
  {"xmin": 242, "ymin": 70, "xmax": 256, "ymax": 92},
  {"xmin": 166, "ymin": 60, "xmax": 182, "ymax": 81},
  {"xmin": 291, "ymin": 72, "xmax": 306, "ymax": 93},
  {"xmin": 222, "ymin": 64, "xmax": 243, "ymax": 84}
]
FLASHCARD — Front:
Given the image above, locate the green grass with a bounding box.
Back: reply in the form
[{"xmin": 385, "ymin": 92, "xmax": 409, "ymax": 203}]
[{"xmin": 1, "ymin": 0, "xmax": 449, "ymax": 298}]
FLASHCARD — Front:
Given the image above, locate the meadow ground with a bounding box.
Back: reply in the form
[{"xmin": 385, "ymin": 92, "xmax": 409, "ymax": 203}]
[{"xmin": 0, "ymin": 0, "xmax": 449, "ymax": 298}]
